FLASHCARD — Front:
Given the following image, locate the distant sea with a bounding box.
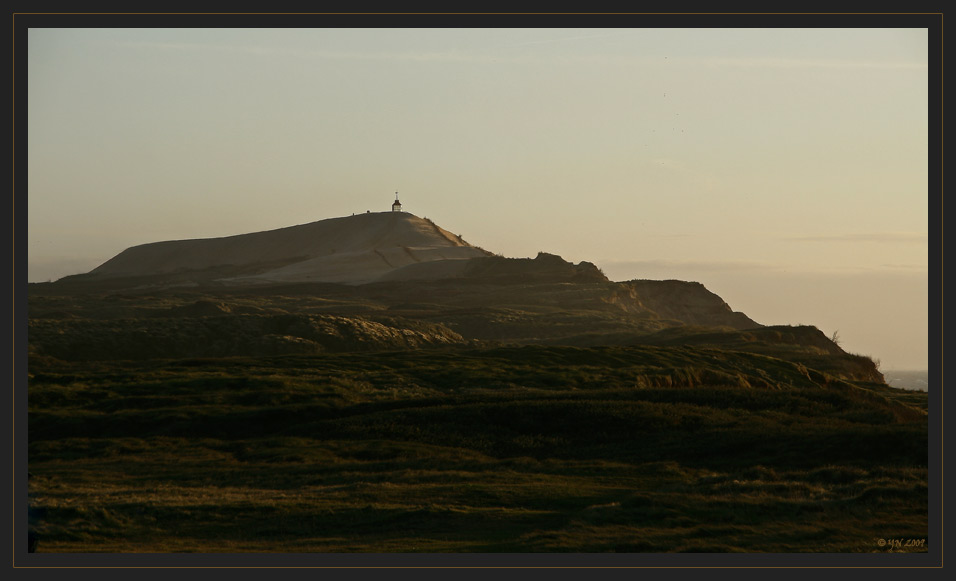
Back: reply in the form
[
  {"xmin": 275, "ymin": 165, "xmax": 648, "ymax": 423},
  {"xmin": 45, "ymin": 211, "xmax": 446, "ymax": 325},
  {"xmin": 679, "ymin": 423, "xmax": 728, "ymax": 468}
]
[{"xmin": 883, "ymin": 370, "xmax": 929, "ymax": 391}]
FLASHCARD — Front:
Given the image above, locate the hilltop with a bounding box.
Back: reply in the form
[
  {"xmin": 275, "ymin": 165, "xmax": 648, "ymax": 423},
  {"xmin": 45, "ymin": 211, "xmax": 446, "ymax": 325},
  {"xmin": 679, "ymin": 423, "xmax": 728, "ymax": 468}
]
[{"xmin": 83, "ymin": 211, "xmax": 492, "ymax": 285}]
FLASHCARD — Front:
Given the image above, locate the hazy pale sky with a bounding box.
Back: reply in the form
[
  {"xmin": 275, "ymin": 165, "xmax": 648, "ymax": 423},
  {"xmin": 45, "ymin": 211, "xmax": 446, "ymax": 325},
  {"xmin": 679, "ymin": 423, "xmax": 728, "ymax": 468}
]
[{"xmin": 26, "ymin": 26, "xmax": 931, "ymax": 370}]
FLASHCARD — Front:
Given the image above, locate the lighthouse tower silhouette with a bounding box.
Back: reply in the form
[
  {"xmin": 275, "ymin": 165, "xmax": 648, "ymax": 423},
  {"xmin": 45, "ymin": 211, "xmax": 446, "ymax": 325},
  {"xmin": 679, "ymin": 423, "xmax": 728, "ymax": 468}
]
[{"xmin": 392, "ymin": 192, "xmax": 402, "ymax": 212}]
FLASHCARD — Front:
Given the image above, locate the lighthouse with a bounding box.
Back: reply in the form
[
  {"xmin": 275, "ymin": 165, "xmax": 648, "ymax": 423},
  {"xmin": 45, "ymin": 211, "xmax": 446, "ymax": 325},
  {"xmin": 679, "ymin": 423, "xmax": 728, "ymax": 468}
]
[{"xmin": 392, "ymin": 192, "xmax": 402, "ymax": 212}]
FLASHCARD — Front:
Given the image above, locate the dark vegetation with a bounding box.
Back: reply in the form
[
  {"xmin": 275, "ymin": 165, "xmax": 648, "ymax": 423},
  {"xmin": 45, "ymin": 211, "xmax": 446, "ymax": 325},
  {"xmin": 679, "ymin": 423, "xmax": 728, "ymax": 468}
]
[{"xmin": 26, "ymin": 272, "xmax": 927, "ymax": 553}]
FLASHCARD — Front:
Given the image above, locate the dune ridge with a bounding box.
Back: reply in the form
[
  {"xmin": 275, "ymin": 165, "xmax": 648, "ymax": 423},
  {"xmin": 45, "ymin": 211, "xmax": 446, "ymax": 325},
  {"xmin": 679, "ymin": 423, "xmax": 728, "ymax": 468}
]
[{"xmin": 90, "ymin": 212, "xmax": 492, "ymax": 285}]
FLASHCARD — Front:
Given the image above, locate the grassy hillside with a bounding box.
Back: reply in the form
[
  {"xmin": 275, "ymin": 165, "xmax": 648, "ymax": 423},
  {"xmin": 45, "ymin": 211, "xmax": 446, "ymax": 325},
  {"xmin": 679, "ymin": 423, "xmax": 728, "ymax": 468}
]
[
  {"xmin": 27, "ymin": 344, "xmax": 927, "ymax": 553},
  {"xmin": 26, "ymin": 273, "xmax": 922, "ymax": 554}
]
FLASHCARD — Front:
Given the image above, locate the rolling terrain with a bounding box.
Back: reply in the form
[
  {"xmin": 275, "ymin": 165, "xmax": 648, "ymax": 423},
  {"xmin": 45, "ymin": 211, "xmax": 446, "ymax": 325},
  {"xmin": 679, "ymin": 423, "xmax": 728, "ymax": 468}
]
[{"xmin": 26, "ymin": 211, "xmax": 926, "ymax": 554}]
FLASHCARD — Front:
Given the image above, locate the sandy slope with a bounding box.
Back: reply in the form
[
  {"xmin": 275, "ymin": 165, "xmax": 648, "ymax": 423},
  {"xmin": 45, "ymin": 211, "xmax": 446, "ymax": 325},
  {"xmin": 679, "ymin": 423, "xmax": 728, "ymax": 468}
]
[{"xmin": 90, "ymin": 212, "xmax": 491, "ymax": 285}]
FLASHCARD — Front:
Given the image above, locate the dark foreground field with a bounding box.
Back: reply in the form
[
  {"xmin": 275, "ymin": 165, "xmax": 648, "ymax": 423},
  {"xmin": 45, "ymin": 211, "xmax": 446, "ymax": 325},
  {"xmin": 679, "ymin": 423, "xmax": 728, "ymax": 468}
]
[{"xmin": 27, "ymin": 344, "xmax": 928, "ymax": 553}]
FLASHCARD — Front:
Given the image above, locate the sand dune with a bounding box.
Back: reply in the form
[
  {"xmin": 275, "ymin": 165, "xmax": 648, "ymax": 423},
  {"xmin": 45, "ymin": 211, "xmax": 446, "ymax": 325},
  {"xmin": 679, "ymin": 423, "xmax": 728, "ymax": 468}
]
[{"xmin": 90, "ymin": 212, "xmax": 491, "ymax": 285}]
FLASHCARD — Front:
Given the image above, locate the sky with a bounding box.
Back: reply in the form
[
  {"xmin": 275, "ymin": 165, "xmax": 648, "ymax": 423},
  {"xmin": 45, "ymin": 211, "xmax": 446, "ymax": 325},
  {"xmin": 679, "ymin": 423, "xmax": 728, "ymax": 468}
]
[{"xmin": 25, "ymin": 26, "xmax": 932, "ymax": 370}]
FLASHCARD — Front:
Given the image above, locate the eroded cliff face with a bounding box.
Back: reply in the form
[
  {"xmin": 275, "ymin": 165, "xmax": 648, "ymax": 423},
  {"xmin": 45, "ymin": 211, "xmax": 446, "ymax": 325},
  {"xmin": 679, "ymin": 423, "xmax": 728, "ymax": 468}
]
[{"xmin": 616, "ymin": 279, "xmax": 761, "ymax": 330}]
